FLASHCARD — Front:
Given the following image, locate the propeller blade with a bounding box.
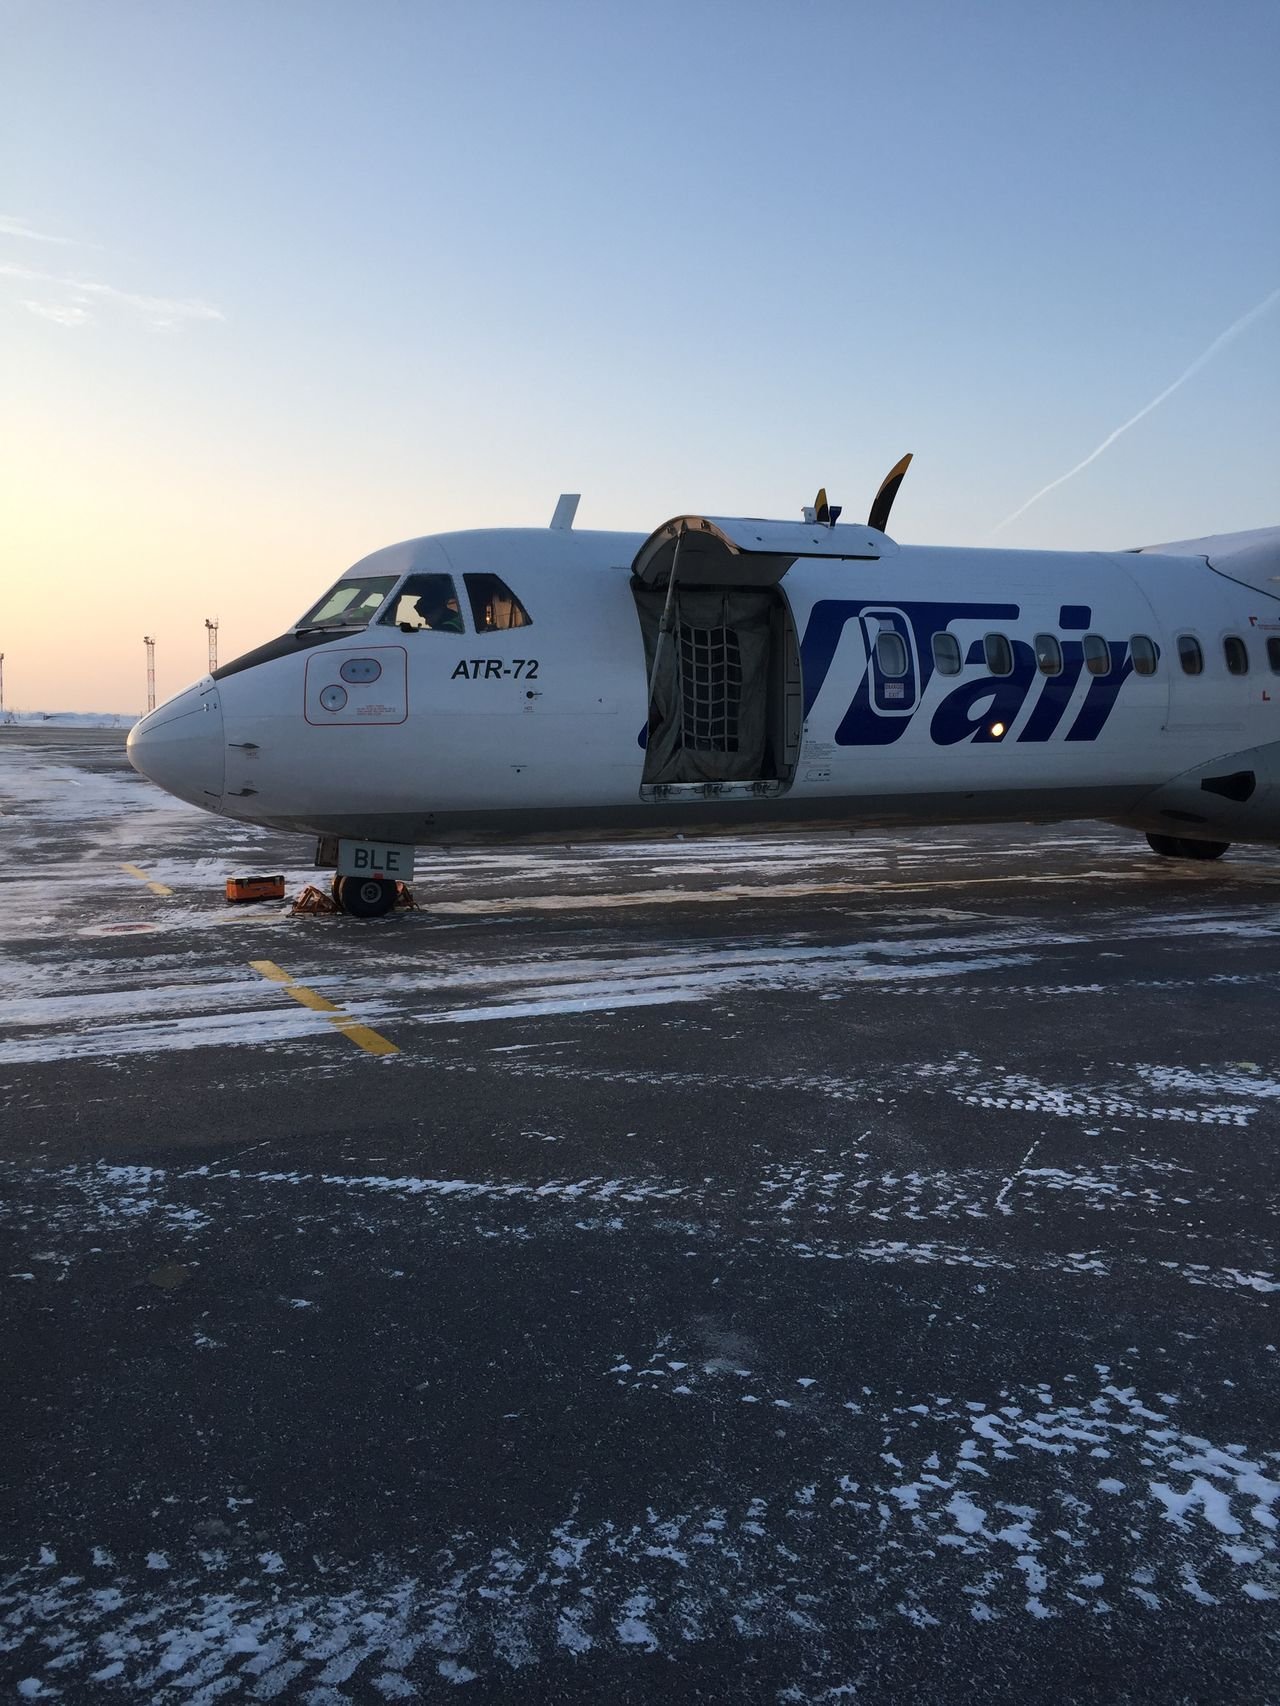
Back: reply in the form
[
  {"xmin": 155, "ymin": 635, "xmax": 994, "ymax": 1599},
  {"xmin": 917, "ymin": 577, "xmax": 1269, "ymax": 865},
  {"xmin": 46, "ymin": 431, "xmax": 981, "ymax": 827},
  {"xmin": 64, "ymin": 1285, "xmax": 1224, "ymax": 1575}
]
[
  {"xmin": 813, "ymin": 486, "xmax": 830, "ymax": 526},
  {"xmin": 868, "ymin": 453, "xmax": 913, "ymax": 534}
]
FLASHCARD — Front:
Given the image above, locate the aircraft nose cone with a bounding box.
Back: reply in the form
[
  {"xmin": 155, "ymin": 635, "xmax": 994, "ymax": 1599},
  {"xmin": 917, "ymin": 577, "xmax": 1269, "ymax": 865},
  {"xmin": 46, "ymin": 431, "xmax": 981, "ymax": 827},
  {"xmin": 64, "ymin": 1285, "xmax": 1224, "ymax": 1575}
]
[{"xmin": 128, "ymin": 685, "xmax": 225, "ymax": 809}]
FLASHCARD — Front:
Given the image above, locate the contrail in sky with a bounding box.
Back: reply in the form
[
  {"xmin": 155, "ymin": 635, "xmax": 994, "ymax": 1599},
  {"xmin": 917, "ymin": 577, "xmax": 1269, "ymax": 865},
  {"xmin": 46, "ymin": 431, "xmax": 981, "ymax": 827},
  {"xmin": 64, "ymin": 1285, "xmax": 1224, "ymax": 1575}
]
[{"xmin": 989, "ymin": 285, "xmax": 1280, "ymax": 538}]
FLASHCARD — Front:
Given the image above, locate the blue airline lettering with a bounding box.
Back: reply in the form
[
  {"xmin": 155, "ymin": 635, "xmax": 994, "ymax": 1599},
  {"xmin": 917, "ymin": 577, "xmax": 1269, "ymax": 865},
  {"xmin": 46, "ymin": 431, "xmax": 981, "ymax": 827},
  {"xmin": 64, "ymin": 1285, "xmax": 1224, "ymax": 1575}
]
[
  {"xmin": 1065, "ymin": 642, "xmax": 1134, "ymax": 741},
  {"xmin": 798, "ymin": 599, "xmax": 1136, "ymax": 746},
  {"xmin": 801, "ymin": 599, "xmax": 1019, "ymax": 746},
  {"xmin": 930, "ymin": 639, "xmax": 1038, "ymax": 745},
  {"xmin": 1017, "ymin": 640, "xmax": 1085, "ymax": 743}
]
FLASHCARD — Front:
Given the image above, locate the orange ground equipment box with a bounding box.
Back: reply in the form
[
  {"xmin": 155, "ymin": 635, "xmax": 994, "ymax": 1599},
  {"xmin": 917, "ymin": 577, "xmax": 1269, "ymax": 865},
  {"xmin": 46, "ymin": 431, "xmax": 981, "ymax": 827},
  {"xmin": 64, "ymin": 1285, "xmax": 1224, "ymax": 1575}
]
[{"xmin": 225, "ymin": 875, "xmax": 286, "ymax": 903}]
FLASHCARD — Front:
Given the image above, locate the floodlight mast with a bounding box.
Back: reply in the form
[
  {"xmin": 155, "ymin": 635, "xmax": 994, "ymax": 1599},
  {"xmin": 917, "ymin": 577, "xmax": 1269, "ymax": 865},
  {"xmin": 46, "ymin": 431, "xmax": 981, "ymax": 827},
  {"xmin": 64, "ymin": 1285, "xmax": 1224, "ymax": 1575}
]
[
  {"xmin": 144, "ymin": 636, "xmax": 156, "ymax": 713},
  {"xmin": 205, "ymin": 617, "xmax": 219, "ymax": 673}
]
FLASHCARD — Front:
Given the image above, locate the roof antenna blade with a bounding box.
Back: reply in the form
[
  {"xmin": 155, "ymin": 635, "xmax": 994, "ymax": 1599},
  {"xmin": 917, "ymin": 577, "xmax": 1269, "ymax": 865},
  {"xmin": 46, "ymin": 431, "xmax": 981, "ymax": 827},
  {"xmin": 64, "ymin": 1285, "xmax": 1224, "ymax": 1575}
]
[
  {"xmin": 868, "ymin": 454, "xmax": 912, "ymax": 533},
  {"xmin": 550, "ymin": 493, "xmax": 580, "ymax": 531}
]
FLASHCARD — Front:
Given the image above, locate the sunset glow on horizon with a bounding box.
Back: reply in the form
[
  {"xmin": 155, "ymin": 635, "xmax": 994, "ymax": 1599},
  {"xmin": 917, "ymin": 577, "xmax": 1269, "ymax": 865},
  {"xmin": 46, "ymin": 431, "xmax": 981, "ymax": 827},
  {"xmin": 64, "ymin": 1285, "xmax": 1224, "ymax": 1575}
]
[{"xmin": 3, "ymin": 0, "xmax": 1277, "ymax": 713}]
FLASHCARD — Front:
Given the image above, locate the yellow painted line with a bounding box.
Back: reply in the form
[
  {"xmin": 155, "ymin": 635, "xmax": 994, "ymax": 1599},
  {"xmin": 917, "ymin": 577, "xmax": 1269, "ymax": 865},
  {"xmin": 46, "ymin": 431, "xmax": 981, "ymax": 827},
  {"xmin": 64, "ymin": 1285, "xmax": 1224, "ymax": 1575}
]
[
  {"xmin": 334, "ymin": 1021, "xmax": 400, "ymax": 1057},
  {"xmin": 120, "ymin": 862, "xmax": 174, "ymax": 896},
  {"xmin": 251, "ymin": 960, "xmax": 293, "ymax": 984},
  {"xmin": 248, "ymin": 959, "xmax": 398, "ymax": 1056},
  {"xmin": 285, "ymin": 984, "xmax": 340, "ymax": 1013}
]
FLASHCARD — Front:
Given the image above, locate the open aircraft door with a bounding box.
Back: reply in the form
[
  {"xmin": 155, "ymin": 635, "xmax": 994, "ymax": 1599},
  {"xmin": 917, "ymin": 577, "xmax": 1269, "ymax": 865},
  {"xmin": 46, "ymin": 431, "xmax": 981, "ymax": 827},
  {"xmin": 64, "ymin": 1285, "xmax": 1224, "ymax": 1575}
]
[{"xmin": 631, "ymin": 514, "xmax": 883, "ymax": 801}]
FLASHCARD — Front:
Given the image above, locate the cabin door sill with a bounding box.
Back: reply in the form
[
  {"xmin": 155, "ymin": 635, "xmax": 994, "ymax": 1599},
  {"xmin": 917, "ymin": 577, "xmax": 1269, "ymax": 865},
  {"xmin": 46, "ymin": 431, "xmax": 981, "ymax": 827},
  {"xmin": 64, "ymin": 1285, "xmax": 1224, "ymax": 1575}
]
[{"xmin": 640, "ymin": 780, "xmax": 785, "ymax": 803}]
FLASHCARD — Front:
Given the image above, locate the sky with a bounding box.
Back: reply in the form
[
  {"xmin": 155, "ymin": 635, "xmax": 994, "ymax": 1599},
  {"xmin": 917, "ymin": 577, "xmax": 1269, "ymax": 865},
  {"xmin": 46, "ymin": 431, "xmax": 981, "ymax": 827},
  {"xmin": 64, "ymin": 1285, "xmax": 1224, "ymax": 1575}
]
[{"xmin": 2, "ymin": 0, "xmax": 1277, "ymax": 711}]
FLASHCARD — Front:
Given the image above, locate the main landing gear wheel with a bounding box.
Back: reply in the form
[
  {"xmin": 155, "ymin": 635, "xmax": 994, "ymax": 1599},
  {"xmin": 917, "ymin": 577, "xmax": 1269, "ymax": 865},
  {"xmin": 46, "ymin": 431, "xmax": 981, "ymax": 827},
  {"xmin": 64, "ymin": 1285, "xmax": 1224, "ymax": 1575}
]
[
  {"xmin": 1145, "ymin": 833, "xmax": 1230, "ymax": 861},
  {"xmin": 333, "ymin": 875, "xmax": 398, "ymax": 917}
]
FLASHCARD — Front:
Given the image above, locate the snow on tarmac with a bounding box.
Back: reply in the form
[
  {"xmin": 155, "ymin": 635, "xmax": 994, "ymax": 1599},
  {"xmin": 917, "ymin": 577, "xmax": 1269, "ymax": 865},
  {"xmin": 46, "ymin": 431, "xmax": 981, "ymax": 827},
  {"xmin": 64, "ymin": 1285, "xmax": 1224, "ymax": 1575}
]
[
  {"xmin": 5, "ymin": 732, "xmax": 1280, "ymax": 1697},
  {"xmin": 9, "ymin": 915, "xmax": 1280, "ymax": 1077},
  {"xmin": 2, "ymin": 1371, "xmax": 1276, "ymax": 1699}
]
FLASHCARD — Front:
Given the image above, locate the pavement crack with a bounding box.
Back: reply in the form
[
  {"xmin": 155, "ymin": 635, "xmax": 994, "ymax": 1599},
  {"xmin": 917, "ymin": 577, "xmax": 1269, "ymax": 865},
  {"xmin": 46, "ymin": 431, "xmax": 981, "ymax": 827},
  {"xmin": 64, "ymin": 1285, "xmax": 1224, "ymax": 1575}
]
[{"xmin": 994, "ymin": 1139, "xmax": 1041, "ymax": 1216}]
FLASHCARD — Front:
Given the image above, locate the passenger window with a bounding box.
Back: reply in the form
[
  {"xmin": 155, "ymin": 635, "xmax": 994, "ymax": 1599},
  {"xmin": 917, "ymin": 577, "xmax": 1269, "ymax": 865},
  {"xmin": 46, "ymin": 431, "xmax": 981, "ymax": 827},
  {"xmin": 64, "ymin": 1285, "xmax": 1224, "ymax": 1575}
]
[
  {"xmin": 875, "ymin": 631, "xmax": 908, "ymax": 677},
  {"xmin": 1130, "ymin": 635, "xmax": 1157, "ymax": 676},
  {"xmin": 1034, "ymin": 634, "xmax": 1062, "ymax": 675},
  {"xmin": 1082, "ymin": 634, "xmax": 1110, "ymax": 676},
  {"xmin": 984, "ymin": 633, "xmax": 1013, "ymax": 676},
  {"xmin": 1224, "ymin": 635, "xmax": 1249, "ymax": 676},
  {"xmin": 1268, "ymin": 637, "xmax": 1280, "ymax": 673},
  {"xmin": 1178, "ymin": 634, "xmax": 1203, "ymax": 676},
  {"xmin": 380, "ymin": 573, "xmax": 464, "ymax": 633},
  {"xmin": 931, "ymin": 632, "xmax": 962, "ymax": 675},
  {"xmin": 464, "ymin": 573, "xmax": 531, "ymax": 631}
]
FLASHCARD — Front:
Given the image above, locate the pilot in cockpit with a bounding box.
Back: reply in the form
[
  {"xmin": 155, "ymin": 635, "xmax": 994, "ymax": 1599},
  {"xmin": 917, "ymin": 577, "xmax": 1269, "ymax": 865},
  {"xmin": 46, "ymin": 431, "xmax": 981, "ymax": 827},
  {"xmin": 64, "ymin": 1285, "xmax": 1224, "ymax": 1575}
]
[
  {"xmin": 416, "ymin": 593, "xmax": 464, "ymax": 633},
  {"xmin": 382, "ymin": 571, "xmax": 467, "ymax": 634}
]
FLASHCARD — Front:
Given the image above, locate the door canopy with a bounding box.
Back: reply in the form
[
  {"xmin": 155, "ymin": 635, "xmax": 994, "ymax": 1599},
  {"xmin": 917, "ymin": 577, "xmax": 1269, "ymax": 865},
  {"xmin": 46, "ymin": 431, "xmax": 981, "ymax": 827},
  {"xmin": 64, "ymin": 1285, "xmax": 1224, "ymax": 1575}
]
[{"xmin": 632, "ymin": 515, "xmax": 888, "ymax": 589}]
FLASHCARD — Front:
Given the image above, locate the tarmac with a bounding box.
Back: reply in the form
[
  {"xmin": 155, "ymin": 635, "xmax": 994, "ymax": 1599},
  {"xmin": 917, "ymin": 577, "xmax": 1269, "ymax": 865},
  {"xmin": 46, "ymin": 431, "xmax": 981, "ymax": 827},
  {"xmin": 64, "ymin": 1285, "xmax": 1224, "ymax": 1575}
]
[{"xmin": 2, "ymin": 724, "xmax": 1278, "ymax": 1703}]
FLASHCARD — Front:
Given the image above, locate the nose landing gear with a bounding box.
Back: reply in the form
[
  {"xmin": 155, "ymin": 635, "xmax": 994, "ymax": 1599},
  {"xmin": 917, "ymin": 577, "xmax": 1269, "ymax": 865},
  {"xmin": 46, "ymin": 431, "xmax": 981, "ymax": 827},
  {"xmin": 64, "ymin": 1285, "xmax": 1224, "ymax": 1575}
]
[
  {"xmin": 332, "ymin": 874, "xmax": 398, "ymax": 917},
  {"xmin": 313, "ymin": 838, "xmax": 417, "ymax": 917}
]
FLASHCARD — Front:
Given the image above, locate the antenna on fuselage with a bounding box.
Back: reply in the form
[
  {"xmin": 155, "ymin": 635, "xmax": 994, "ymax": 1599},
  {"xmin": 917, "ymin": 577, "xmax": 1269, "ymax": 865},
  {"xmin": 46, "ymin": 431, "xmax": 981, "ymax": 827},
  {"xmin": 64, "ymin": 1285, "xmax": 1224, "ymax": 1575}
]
[
  {"xmin": 550, "ymin": 493, "xmax": 580, "ymax": 531},
  {"xmin": 803, "ymin": 487, "xmax": 842, "ymax": 528}
]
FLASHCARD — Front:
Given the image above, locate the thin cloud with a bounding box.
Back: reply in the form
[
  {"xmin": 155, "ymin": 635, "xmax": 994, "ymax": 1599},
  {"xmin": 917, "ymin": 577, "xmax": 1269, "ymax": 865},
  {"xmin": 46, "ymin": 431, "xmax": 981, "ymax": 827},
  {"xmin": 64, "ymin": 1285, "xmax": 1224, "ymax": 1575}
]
[
  {"xmin": 21, "ymin": 299, "xmax": 91, "ymax": 327},
  {"xmin": 990, "ymin": 286, "xmax": 1280, "ymax": 538},
  {"xmin": 0, "ymin": 214, "xmax": 86, "ymax": 245},
  {"xmin": 0, "ymin": 261, "xmax": 224, "ymax": 329}
]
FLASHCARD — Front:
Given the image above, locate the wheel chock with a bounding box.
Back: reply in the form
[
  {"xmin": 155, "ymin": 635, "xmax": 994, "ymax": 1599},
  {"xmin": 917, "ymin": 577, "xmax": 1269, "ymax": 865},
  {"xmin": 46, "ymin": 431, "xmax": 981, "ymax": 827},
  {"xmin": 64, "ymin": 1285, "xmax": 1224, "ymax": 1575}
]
[{"xmin": 291, "ymin": 883, "xmax": 339, "ymax": 915}]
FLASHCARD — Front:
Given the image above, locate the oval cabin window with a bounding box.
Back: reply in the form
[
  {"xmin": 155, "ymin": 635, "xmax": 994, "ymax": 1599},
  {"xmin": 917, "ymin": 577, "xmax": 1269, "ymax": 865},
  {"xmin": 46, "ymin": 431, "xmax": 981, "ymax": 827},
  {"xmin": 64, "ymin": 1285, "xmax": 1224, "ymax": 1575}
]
[
  {"xmin": 875, "ymin": 631, "xmax": 909, "ymax": 677},
  {"xmin": 1178, "ymin": 635, "xmax": 1204, "ymax": 676},
  {"xmin": 931, "ymin": 633, "xmax": 962, "ymax": 675},
  {"xmin": 1130, "ymin": 635, "xmax": 1157, "ymax": 676},
  {"xmin": 1034, "ymin": 634, "xmax": 1062, "ymax": 675},
  {"xmin": 1082, "ymin": 634, "xmax": 1110, "ymax": 676},
  {"xmin": 1223, "ymin": 636, "xmax": 1249, "ymax": 676},
  {"xmin": 984, "ymin": 634, "xmax": 1013, "ymax": 677}
]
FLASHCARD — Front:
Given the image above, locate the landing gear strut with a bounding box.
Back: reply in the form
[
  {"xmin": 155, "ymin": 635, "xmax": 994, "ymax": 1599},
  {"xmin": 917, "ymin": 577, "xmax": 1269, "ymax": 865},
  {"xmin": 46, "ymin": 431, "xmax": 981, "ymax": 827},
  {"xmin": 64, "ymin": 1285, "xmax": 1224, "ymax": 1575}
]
[
  {"xmin": 332, "ymin": 875, "xmax": 398, "ymax": 917},
  {"xmin": 1145, "ymin": 833, "xmax": 1230, "ymax": 861}
]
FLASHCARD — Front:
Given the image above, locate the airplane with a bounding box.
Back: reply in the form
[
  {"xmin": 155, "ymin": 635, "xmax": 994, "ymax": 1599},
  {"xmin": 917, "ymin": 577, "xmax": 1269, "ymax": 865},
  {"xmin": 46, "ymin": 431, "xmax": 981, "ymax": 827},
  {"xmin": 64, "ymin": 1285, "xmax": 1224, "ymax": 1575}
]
[{"xmin": 127, "ymin": 463, "xmax": 1280, "ymax": 917}]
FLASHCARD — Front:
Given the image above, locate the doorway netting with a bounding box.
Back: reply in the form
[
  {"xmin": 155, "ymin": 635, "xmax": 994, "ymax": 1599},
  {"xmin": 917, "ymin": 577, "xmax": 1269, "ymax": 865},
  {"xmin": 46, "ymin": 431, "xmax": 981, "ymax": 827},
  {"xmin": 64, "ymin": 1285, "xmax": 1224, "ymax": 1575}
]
[
  {"xmin": 678, "ymin": 624, "xmax": 742, "ymax": 753},
  {"xmin": 633, "ymin": 584, "xmax": 775, "ymax": 784}
]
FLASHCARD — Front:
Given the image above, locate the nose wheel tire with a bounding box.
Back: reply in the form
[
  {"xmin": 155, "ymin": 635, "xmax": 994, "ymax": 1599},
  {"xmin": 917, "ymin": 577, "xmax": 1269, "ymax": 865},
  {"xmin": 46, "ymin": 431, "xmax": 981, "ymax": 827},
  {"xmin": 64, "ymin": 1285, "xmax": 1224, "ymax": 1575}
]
[
  {"xmin": 1145, "ymin": 833, "xmax": 1230, "ymax": 861},
  {"xmin": 334, "ymin": 875, "xmax": 398, "ymax": 917}
]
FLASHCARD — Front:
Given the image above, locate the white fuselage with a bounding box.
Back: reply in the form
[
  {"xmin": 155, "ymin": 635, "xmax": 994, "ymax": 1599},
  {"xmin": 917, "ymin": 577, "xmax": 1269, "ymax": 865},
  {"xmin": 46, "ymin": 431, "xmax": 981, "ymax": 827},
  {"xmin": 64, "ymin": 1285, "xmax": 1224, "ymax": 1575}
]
[{"xmin": 127, "ymin": 519, "xmax": 1280, "ymax": 851}]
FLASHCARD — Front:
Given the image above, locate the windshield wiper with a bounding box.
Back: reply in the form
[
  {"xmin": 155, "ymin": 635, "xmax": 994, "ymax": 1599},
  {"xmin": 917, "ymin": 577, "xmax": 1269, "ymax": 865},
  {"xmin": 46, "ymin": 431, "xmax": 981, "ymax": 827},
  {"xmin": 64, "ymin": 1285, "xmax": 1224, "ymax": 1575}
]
[{"xmin": 294, "ymin": 621, "xmax": 366, "ymax": 635}]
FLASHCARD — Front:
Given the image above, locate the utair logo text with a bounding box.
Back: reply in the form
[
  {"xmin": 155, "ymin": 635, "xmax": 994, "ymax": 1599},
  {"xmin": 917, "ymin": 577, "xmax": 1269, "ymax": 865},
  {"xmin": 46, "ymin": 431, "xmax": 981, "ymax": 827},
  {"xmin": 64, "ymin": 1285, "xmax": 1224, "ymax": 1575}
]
[{"xmin": 799, "ymin": 599, "xmax": 1137, "ymax": 747}]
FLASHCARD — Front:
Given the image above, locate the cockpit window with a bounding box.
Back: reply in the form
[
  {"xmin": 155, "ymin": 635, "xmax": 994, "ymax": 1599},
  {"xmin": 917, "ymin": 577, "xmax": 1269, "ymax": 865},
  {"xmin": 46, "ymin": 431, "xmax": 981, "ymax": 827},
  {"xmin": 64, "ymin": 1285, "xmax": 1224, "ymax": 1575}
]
[
  {"xmin": 380, "ymin": 573, "xmax": 465, "ymax": 633},
  {"xmin": 297, "ymin": 575, "xmax": 396, "ymax": 631},
  {"xmin": 464, "ymin": 573, "xmax": 531, "ymax": 631}
]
